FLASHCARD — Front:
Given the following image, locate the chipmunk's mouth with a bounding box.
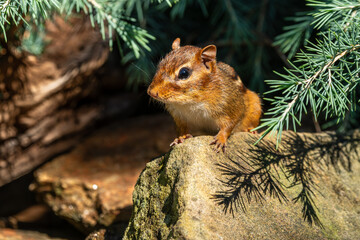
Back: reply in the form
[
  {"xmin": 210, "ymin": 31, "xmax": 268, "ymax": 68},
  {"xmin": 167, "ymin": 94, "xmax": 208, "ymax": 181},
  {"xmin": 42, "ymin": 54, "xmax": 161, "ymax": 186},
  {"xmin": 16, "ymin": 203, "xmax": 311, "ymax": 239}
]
[
  {"xmin": 148, "ymin": 90, "xmax": 167, "ymax": 103},
  {"xmin": 152, "ymin": 95, "xmax": 172, "ymax": 103},
  {"xmin": 147, "ymin": 88, "xmax": 183, "ymax": 104}
]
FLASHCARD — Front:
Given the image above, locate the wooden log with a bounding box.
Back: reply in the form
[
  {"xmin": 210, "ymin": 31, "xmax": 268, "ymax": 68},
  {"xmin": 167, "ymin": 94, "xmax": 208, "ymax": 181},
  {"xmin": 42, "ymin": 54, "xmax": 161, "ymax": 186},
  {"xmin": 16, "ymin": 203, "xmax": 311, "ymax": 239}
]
[{"xmin": 0, "ymin": 15, "xmax": 117, "ymax": 186}]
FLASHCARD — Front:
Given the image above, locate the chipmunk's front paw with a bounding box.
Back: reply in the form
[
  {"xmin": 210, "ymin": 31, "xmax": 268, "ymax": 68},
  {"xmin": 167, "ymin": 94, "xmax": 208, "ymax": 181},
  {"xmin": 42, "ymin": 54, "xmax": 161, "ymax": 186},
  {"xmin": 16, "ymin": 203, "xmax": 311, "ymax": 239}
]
[
  {"xmin": 210, "ymin": 135, "xmax": 227, "ymax": 153},
  {"xmin": 170, "ymin": 134, "xmax": 193, "ymax": 147}
]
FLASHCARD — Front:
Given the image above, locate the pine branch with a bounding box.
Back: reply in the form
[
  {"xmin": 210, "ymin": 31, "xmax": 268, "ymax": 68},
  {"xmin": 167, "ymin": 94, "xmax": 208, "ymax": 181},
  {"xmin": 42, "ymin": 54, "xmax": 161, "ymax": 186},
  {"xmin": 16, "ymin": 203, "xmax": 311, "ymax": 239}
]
[
  {"xmin": 60, "ymin": 0, "xmax": 158, "ymax": 58},
  {"xmin": 257, "ymin": 43, "xmax": 360, "ymax": 145},
  {"xmin": 257, "ymin": 0, "xmax": 360, "ymax": 146},
  {"xmin": 0, "ymin": 0, "xmax": 171, "ymax": 58},
  {"xmin": 0, "ymin": 0, "xmax": 10, "ymax": 11},
  {"xmin": 273, "ymin": 12, "xmax": 313, "ymax": 59},
  {"xmin": 284, "ymin": 43, "xmax": 360, "ymax": 120},
  {"xmin": 308, "ymin": 0, "xmax": 360, "ymax": 29}
]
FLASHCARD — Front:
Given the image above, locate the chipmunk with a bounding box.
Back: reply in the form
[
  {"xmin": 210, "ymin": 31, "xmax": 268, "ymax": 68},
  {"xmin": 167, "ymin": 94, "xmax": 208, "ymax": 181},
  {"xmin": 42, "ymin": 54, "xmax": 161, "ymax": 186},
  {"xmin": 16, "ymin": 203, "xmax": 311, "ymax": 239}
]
[{"xmin": 147, "ymin": 38, "xmax": 262, "ymax": 152}]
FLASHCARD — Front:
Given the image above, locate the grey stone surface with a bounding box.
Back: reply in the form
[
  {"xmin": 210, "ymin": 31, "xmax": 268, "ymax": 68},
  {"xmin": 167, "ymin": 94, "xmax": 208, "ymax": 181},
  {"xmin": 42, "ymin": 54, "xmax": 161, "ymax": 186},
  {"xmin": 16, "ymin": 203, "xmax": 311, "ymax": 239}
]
[{"xmin": 124, "ymin": 131, "xmax": 360, "ymax": 240}]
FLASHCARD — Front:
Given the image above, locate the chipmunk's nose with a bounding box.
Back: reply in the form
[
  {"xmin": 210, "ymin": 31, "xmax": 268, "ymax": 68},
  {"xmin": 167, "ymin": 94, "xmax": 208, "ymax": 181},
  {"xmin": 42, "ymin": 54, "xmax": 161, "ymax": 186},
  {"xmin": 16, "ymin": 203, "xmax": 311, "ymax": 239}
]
[{"xmin": 147, "ymin": 86, "xmax": 159, "ymax": 99}]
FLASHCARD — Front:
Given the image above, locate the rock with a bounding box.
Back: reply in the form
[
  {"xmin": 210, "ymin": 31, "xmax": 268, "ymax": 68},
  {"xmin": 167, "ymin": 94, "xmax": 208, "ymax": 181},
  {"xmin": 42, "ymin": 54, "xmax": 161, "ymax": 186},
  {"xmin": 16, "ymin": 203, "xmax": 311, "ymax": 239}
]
[
  {"xmin": 124, "ymin": 131, "xmax": 360, "ymax": 239},
  {"xmin": 0, "ymin": 228, "xmax": 65, "ymax": 240},
  {"xmin": 85, "ymin": 222, "xmax": 128, "ymax": 240},
  {"xmin": 31, "ymin": 115, "xmax": 175, "ymax": 234},
  {"xmin": 0, "ymin": 204, "xmax": 50, "ymax": 229},
  {"xmin": 86, "ymin": 229, "xmax": 107, "ymax": 240}
]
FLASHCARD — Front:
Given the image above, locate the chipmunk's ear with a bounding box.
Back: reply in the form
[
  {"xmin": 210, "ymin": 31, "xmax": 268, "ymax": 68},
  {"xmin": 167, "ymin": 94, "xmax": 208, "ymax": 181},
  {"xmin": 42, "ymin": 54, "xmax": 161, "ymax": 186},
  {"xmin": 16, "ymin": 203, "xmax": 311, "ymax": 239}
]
[
  {"xmin": 200, "ymin": 45, "xmax": 217, "ymax": 69},
  {"xmin": 172, "ymin": 38, "xmax": 181, "ymax": 50}
]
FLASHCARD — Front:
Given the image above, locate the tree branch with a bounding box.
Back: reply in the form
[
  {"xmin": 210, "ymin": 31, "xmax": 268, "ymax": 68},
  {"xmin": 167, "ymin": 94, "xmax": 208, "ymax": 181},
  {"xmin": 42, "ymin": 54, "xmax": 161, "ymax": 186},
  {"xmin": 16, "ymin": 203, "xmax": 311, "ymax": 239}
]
[{"xmin": 279, "ymin": 44, "xmax": 360, "ymax": 123}]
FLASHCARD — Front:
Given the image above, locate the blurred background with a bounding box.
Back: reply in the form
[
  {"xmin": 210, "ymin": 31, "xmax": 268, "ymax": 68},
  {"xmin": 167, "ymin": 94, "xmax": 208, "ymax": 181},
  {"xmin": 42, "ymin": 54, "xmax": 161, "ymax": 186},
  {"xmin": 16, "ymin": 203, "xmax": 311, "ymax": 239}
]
[{"xmin": 0, "ymin": 0, "xmax": 338, "ymax": 239}]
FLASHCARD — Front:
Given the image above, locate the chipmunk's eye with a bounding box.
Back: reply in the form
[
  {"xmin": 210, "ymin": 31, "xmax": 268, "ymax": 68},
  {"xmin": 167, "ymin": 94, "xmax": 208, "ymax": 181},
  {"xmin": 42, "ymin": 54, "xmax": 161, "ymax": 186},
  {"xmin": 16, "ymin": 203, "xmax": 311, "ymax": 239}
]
[{"xmin": 178, "ymin": 67, "xmax": 191, "ymax": 80}]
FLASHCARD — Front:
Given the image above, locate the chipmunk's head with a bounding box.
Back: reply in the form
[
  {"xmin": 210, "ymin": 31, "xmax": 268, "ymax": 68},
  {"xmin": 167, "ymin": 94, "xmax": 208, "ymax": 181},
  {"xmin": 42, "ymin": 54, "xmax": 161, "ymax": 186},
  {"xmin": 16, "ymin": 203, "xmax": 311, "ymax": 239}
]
[{"xmin": 148, "ymin": 38, "xmax": 217, "ymax": 104}]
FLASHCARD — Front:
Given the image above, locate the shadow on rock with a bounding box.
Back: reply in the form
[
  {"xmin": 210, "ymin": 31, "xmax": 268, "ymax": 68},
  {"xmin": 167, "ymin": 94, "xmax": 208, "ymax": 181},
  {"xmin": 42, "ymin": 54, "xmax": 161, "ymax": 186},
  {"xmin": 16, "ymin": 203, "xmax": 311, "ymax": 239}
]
[{"xmin": 213, "ymin": 131, "xmax": 360, "ymax": 227}]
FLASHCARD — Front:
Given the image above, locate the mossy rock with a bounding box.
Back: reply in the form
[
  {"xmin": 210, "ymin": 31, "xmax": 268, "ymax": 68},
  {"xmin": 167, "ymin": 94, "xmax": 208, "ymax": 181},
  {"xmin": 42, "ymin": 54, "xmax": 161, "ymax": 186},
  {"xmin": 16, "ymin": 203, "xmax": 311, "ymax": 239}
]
[{"xmin": 124, "ymin": 131, "xmax": 360, "ymax": 240}]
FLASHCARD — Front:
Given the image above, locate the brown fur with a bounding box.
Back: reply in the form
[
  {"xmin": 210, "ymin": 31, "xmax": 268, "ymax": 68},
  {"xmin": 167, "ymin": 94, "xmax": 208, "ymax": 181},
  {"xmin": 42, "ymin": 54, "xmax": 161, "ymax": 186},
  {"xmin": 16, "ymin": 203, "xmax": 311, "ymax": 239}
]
[{"xmin": 148, "ymin": 38, "xmax": 262, "ymax": 152}]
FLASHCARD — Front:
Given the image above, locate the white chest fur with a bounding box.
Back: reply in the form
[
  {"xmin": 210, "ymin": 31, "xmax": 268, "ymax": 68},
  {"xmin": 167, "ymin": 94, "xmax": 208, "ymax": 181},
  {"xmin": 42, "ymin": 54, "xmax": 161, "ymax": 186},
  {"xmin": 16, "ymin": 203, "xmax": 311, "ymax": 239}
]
[{"xmin": 166, "ymin": 103, "xmax": 219, "ymax": 135}]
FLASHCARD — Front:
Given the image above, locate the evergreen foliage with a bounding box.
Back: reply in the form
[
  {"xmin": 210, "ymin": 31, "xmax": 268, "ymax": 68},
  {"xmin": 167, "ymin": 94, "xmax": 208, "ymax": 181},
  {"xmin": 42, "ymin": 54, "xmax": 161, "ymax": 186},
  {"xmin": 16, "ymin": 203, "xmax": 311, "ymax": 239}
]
[
  {"xmin": 0, "ymin": 0, "xmax": 304, "ymax": 91},
  {"xmin": 0, "ymin": 0, "xmax": 171, "ymax": 57},
  {"xmin": 256, "ymin": 0, "xmax": 360, "ymax": 145}
]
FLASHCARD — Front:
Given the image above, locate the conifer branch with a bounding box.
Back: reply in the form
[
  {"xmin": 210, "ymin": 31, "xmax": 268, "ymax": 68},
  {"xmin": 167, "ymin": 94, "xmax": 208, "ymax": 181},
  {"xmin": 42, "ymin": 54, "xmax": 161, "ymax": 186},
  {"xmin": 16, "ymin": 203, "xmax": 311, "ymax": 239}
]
[
  {"xmin": 256, "ymin": 0, "xmax": 360, "ymax": 146},
  {"xmin": 0, "ymin": 0, "xmax": 10, "ymax": 11},
  {"xmin": 281, "ymin": 44, "xmax": 360, "ymax": 123}
]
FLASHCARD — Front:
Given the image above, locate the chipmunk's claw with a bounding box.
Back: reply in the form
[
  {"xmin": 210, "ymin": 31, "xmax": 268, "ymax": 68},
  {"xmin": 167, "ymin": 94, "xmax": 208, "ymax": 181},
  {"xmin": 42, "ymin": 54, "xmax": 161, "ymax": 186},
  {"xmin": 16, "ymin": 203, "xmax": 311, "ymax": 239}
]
[
  {"xmin": 210, "ymin": 137, "xmax": 226, "ymax": 153},
  {"xmin": 170, "ymin": 134, "xmax": 193, "ymax": 147}
]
